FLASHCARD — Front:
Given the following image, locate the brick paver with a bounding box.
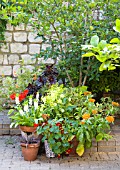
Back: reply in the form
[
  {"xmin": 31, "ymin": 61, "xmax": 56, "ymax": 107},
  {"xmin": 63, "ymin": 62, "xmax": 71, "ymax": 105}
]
[{"xmin": 0, "ymin": 136, "xmax": 120, "ymax": 170}]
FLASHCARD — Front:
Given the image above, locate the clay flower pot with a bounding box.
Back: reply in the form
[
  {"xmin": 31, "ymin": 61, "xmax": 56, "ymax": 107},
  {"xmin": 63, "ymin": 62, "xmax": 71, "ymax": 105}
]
[
  {"xmin": 19, "ymin": 126, "xmax": 37, "ymax": 133},
  {"xmin": 21, "ymin": 142, "xmax": 40, "ymax": 161}
]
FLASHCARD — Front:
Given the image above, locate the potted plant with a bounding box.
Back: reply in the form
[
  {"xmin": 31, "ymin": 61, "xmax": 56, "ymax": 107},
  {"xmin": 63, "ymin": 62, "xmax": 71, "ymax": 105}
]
[
  {"xmin": 20, "ymin": 132, "xmax": 40, "ymax": 161},
  {"xmin": 37, "ymin": 84, "xmax": 120, "ymax": 157}
]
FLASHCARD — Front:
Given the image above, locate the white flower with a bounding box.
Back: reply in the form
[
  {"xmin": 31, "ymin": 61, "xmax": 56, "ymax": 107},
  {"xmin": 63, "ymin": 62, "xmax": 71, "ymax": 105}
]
[
  {"xmin": 15, "ymin": 96, "xmax": 20, "ymax": 105},
  {"xmin": 19, "ymin": 109, "xmax": 24, "ymax": 116},
  {"xmin": 36, "ymin": 92, "xmax": 39, "ymax": 100},
  {"xmin": 60, "ymin": 94, "xmax": 64, "ymax": 98},
  {"xmin": 29, "ymin": 97, "xmax": 32, "ymax": 106},
  {"xmin": 34, "ymin": 99, "xmax": 38, "ymax": 110},
  {"xmin": 24, "ymin": 104, "xmax": 29, "ymax": 112}
]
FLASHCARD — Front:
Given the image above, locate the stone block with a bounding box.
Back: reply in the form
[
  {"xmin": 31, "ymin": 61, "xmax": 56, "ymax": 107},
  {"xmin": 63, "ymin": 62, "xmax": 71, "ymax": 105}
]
[
  {"xmin": 10, "ymin": 43, "xmax": 27, "ymax": 53},
  {"xmin": 14, "ymin": 32, "xmax": 27, "ymax": 42},
  {"xmin": 8, "ymin": 54, "xmax": 20, "ymax": 64},
  {"xmin": 26, "ymin": 24, "xmax": 33, "ymax": 31},
  {"xmin": 24, "ymin": 65, "xmax": 35, "ymax": 72},
  {"xmin": 3, "ymin": 55, "xmax": 8, "ymax": 65},
  {"xmin": 15, "ymin": 24, "xmax": 25, "ymax": 30},
  {"xmin": 38, "ymin": 58, "xmax": 54, "ymax": 64},
  {"xmin": 42, "ymin": 44, "xmax": 51, "ymax": 50},
  {"xmin": 4, "ymin": 32, "xmax": 12, "ymax": 42},
  {"xmin": 0, "ymin": 54, "xmax": 3, "ymax": 64},
  {"xmin": 0, "ymin": 66, "xmax": 12, "ymax": 75},
  {"xmin": 6, "ymin": 24, "xmax": 13, "ymax": 31},
  {"xmin": 28, "ymin": 32, "xmax": 42, "ymax": 43},
  {"xmin": 0, "ymin": 43, "xmax": 9, "ymax": 52},
  {"xmin": 29, "ymin": 44, "xmax": 40, "ymax": 54},
  {"xmin": 21, "ymin": 54, "xmax": 36, "ymax": 64}
]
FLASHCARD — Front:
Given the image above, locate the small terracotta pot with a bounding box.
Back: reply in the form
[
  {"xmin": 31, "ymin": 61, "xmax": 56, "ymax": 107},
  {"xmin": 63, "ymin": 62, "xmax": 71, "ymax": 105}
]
[{"xmin": 21, "ymin": 142, "xmax": 40, "ymax": 161}]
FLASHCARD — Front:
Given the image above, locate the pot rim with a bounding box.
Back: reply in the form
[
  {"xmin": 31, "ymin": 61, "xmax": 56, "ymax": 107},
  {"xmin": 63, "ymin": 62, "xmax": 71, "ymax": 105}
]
[{"xmin": 20, "ymin": 142, "xmax": 40, "ymax": 148}]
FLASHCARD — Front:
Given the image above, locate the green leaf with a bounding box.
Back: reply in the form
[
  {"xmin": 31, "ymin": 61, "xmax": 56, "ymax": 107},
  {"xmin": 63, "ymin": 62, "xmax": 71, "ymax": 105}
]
[
  {"xmin": 108, "ymin": 64, "xmax": 116, "ymax": 71},
  {"xmin": 96, "ymin": 133, "xmax": 103, "ymax": 142},
  {"xmin": 85, "ymin": 140, "xmax": 92, "ymax": 149},
  {"xmin": 90, "ymin": 35, "xmax": 99, "ymax": 47},
  {"xmin": 82, "ymin": 52, "xmax": 96, "ymax": 57},
  {"xmin": 98, "ymin": 40, "xmax": 107, "ymax": 49},
  {"xmin": 96, "ymin": 55, "xmax": 107, "ymax": 62},
  {"xmin": 113, "ymin": 19, "xmax": 120, "ymax": 33},
  {"xmin": 99, "ymin": 61, "xmax": 111, "ymax": 71},
  {"xmin": 76, "ymin": 143, "xmax": 84, "ymax": 156},
  {"xmin": 110, "ymin": 38, "xmax": 120, "ymax": 43}
]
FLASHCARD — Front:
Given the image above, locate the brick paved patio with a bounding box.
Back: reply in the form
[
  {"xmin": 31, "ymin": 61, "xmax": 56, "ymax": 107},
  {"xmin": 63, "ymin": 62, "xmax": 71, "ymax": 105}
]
[
  {"xmin": 0, "ymin": 135, "xmax": 120, "ymax": 170},
  {"xmin": 0, "ymin": 110, "xmax": 120, "ymax": 170}
]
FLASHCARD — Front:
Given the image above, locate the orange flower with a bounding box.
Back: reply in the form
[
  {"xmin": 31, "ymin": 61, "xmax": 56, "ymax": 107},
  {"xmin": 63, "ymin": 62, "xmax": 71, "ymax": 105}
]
[
  {"xmin": 81, "ymin": 121, "xmax": 85, "ymax": 125},
  {"xmin": 106, "ymin": 116, "xmax": 114, "ymax": 123},
  {"xmin": 92, "ymin": 110, "xmax": 98, "ymax": 114},
  {"xmin": 15, "ymin": 84, "xmax": 19, "ymax": 88},
  {"xmin": 13, "ymin": 71, "xmax": 17, "ymax": 77},
  {"xmin": 112, "ymin": 102, "xmax": 119, "ymax": 107},
  {"xmin": 82, "ymin": 113, "xmax": 90, "ymax": 120},
  {"xmin": 84, "ymin": 91, "xmax": 91, "ymax": 96},
  {"xmin": 33, "ymin": 74, "xmax": 37, "ymax": 80},
  {"xmin": 89, "ymin": 98, "xmax": 95, "ymax": 102}
]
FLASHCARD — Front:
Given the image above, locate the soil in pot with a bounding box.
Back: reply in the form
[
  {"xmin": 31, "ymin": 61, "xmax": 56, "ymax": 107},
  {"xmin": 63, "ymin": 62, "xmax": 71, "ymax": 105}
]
[{"xmin": 21, "ymin": 141, "xmax": 40, "ymax": 161}]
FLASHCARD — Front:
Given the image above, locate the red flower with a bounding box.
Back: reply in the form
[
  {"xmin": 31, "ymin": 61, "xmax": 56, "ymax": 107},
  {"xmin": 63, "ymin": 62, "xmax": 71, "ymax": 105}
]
[
  {"xmin": 56, "ymin": 122, "xmax": 62, "ymax": 127},
  {"xmin": 19, "ymin": 92, "xmax": 26, "ymax": 102},
  {"xmin": 23, "ymin": 89, "xmax": 29, "ymax": 95},
  {"xmin": 10, "ymin": 93, "xmax": 16, "ymax": 100},
  {"xmin": 66, "ymin": 148, "xmax": 72, "ymax": 154},
  {"xmin": 57, "ymin": 154, "xmax": 61, "ymax": 158},
  {"xmin": 34, "ymin": 123, "xmax": 39, "ymax": 127}
]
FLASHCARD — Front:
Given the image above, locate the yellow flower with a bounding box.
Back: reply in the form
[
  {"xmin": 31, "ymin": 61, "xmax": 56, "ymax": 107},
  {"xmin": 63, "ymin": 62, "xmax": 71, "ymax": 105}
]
[
  {"xmin": 82, "ymin": 113, "xmax": 90, "ymax": 120},
  {"xmin": 112, "ymin": 102, "xmax": 119, "ymax": 107},
  {"xmin": 89, "ymin": 98, "xmax": 95, "ymax": 102},
  {"xmin": 106, "ymin": 116, "xmax": 114, "ymax": 123},
  {"xmin": 92, "ymin": 110, "xmax": 98, "ymax": 114}
]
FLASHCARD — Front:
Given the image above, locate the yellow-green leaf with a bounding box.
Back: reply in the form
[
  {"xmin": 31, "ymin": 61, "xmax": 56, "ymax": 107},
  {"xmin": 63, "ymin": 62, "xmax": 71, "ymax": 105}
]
[
  {"xmin": 110, "ymin": 38, "xmax": 120, "ymax": 44},
  {"xmin": 76, "ymin": 143, "xmax": 84, "ymax": 156},
  {"xmin": 82, "ymin": 52, "xmax": 95, "ymax": 57}
]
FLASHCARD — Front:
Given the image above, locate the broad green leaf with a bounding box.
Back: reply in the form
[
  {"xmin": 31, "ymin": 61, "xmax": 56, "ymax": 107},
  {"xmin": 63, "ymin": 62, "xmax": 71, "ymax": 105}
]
[
  {"xmin": 82, "ymin": 52, "xmax": 96, "ymax": 57},
  {"xmin": 96, "ymin": 55, "xmax": 107, "ymax": 62},
  {"xmin": 96, "ymin": 133, "xmax": 103, "ymax": 142},
  {"xmin": 99, "ymin": 61, "xmax": 111, "ymax": 71},
  {"xmin": 90, "ymin": 35, "xmax": 99, "ymax": 47},
  {"xmin": 110, "ymin": 38, "xmax": 120, "ymax": 43},
  {"xmin": 113, "ymin": 19, "xmax": 120, "ymax": 33},
  {"xmin": 76, "ymin": 143, "xmax": 84, "ymax": 156},
  {"xmin": 108, "ymin": 64, "xmax": 116, "ymax": 70}
]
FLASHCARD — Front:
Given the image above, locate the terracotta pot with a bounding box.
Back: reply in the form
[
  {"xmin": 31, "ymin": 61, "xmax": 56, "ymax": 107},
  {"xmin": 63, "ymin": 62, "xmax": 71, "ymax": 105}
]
[
  {"xmin": 70, "ymin": 137, "xmax": 79, "ymax": 156},
  {"xmin": 21, "ymin": 142, "xmax": 40, "ymax": 161},
  {"xmin": 19, "ymin": 126, "xmax": 37, "ymax": 133}
]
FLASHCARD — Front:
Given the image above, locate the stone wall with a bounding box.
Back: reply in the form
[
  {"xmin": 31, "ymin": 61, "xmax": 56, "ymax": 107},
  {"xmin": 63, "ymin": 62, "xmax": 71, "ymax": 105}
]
[{"xmin": 0, "ymin": 23, "xmax": 53, "ymax": 77}]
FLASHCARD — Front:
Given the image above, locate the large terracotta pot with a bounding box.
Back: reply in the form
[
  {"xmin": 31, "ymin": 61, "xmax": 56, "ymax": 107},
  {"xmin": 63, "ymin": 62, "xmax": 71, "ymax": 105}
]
[
  {"xmin": 19, "ymin": 126, "xmax": 37, "ymax": 133},
  {"xmin": 21, "ymin": 142, "xmax": 40, "ymax": 161},
  {"xmin": 70, "ymin": 137, "xmax": 79, "ymax": 156}
]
